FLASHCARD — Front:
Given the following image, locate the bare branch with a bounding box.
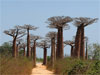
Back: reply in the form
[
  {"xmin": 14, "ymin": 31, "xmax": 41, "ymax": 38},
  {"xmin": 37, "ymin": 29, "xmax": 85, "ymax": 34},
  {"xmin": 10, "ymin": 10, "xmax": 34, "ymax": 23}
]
[
  {"xmin": 46, "ymin": 16, "xmax": 73, "ymax": 29},
  {"xmin": 73, "ymin": 17, "xmax": 98, "ymax": 27},
  {"xmin": 21, "ymin": 24, "xmax": 38, "ymax": 30}
]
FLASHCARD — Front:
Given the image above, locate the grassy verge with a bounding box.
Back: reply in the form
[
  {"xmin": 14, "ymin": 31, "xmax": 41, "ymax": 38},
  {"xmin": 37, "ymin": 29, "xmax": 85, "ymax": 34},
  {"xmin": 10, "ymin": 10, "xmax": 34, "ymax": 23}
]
[
  {"xmin": 0, "ymin": 55, "xmax": 33, "ymax": 75},
  {"xmin": 47, "ymin": 57, "xmax": 100, "ymax": 75}
]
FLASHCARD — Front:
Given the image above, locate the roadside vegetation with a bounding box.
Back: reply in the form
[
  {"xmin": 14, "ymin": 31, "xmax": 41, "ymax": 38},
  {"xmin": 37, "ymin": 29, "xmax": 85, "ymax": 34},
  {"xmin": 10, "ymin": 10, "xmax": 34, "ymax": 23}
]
[
  {"xmin": 0, "ymin": 42, "xmax": 33, "ymax": 75},
  {"xmin": 47, "ymin": 43, "xmax": 100, "ymax": 75}
]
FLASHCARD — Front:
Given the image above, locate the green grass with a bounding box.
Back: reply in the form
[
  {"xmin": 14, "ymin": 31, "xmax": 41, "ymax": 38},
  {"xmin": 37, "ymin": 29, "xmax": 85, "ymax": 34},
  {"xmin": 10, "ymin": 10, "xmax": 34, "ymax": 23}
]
[
  {"xmin": 47, "ymin": 57, "xmax": 100, "ymax": 75},
  {"xmin": 0, "ymin": 56, "xmax": 33, "ymax": 75}
]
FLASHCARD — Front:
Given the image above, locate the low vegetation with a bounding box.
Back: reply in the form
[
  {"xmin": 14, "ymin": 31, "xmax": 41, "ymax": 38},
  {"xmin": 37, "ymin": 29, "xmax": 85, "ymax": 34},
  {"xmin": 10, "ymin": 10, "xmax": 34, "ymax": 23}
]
[
  {"xmin": 0, "ymin": 56, "xmax": 33, "ymax": 75},
  {"xmin": 47, "ymin": 57, "xmax": 100, "ymax": 75}
]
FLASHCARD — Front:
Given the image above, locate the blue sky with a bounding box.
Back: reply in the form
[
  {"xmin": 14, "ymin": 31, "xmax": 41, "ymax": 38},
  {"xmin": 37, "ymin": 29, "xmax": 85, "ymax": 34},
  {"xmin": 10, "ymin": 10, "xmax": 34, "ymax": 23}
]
[{"xmin": 0, "ymin": 0, "xmax": 100, "ymax": 58}]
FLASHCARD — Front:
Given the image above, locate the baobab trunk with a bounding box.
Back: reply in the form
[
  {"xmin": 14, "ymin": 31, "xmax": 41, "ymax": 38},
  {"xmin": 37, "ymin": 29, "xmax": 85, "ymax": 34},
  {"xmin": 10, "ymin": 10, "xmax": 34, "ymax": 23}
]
[
  {"xmin": 85, "ymin": 41, "xmax": 88, "ymax": 60},
  {"xmin": 33, "ymin": 41, "xmax": 36, "ymax": 67},
  {"xmin": 51, "ymin": 38, "xmax": 56, "ymax": 67},
  {"xmin": 75, "ymin": 26, "xmax": 81, "ymax": 58},
  {"xmin": 57, "ymin": 27, "xmax": 63, "ymax": 59},
  {"xmin": 16, "ymin": 44, "xmax": 19, "ymax": 57},
  {"xmin": 56, "ymin": 32, "xmax": 58, "ymax": 59},
  {"xmin": 71, "ymin": 45, "xmax": 74, "ymax": 57},
  {"xmin": 27, "ymin": 29, "xmax": 30, "ymax": 57},
  {"xmin": 80, "ymin": 25, "xmax": 85, "ymax": 59},
  {"xmin": 23, "ymin": 47, "xmax": 26, "ymax": 56},
  {"xmin": 13, "ymin": 38, "xmax": 17, "ymax": 57},
  {"xmin": 31, "ymin": 47, "xmax": 33, "ymax": 57},
  {"xmin": 43, "ymin": 47, "xmax": 47, "ymax": 65}
]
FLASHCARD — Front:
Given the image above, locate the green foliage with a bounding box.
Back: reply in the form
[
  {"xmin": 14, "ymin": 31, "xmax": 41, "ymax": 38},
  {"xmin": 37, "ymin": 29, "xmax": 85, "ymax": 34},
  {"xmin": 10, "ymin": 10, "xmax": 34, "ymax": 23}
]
[
  {"xmin": 47, "ymin": 56, "xmax": 51, "ymax": 61},
  {"xmin": 87, "ymin": 60, "xmax": 100, "ymax": 75},
  {"xmin": 47, "ymin": 57, "xmax": 100, "ymax": 75},
  {"xmin": 0, "ymin": 42, "xmax": 12, "ymax": 55},
  {"xmin": 36, "ymin": 58, "xmax": 43, "ymax": 62},
  {"xmin": 88, "ymin": 43, "xmax": 100, "ymax": 60}
]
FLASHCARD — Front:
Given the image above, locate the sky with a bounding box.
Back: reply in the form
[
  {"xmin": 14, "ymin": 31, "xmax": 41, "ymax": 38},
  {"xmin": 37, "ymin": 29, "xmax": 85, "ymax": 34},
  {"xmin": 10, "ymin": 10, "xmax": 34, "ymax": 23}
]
[{"xmin": 0, "ymin": 0, "xmax": 100, "ymax": 58}]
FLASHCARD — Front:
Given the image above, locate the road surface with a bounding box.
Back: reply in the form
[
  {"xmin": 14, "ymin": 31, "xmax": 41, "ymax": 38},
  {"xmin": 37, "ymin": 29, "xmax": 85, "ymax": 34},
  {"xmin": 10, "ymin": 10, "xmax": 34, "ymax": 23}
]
[{"xmin": 31, "ymin": 63, "xmax": 55, "ymax": 75}]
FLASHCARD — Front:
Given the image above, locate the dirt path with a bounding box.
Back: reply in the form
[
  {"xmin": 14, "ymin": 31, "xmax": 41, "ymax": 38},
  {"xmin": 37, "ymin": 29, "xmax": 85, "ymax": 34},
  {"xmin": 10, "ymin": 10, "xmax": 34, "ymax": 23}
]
[{"xmin": 31, "ymin": 63, "xmax": 55, "ymax": 75}]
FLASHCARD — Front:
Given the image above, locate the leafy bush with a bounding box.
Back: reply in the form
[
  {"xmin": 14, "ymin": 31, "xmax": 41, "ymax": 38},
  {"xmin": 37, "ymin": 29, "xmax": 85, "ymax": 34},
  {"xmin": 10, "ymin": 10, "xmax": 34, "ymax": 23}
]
[{"xmin": 47, "ymin": 57, "xmax": 100, "ymax": 75}]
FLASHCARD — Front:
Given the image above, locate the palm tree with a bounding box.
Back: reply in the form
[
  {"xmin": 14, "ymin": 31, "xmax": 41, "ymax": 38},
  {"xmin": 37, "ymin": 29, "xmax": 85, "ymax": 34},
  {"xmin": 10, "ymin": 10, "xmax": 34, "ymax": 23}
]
[
  {"xmin": 21, "ymin": 24, "xmax": 38, "ymax": 57},
  {"xmin": 37, "ymin": 40, "xmax": 50, "ymax": 65},
  {"xmin": 64, "ymin": 40, "xmax": 75, "ymax": 57},
  {"xmin": 46, "ymin": 31, "xmax": 57, "ymax": 67},
  {"xmin": 73, "ymin": 17, "xmax": 98, "ymax": 59},
  {"xmin": 4, "ymin": 26, "xmax": 26, "ymax": 57},
  {"xmin": 47, "ymin": 16, "xmax": 73, "ymax": 59},
  {"xmin": 30, "ymin": 34, "xmax": 41, "ymax": 67}
]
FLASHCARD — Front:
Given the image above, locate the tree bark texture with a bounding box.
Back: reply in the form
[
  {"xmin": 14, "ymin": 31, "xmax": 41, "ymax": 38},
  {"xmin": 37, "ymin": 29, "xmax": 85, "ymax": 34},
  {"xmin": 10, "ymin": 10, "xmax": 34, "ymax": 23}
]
[
  {"xmin": 43, "ymin": 47, "xmax": 47, "ymax": 65},
  {"xmin": 51, "ymin": 38, "xmax": 56, "ymax": 67},
  {"xmin": 85, "ymin": 41, "xmax": 88, "ymax": 60},
  {"xmin": 74, "ymin": 26, "xmax": 81, "ymax": 58},
  {"xmin": 57, "ymin": 27, "xmax": 64, "ymax": 59},
  {"xmin": 27, "ymin": 29, "xmax": 30, "ymax": 57},
  {"xmin": 33, "ymin": 41, "xmax": 36, "ymax": 67},
  {"xmin": 80, "ymin": 25, "xmax": 85, "ymax": 59},
  {"xmin": 23, "ymin": 47, "xmax": 26, "ymax": 56},
  {"xmin": 13, "ymin": 37, "xmax": 17, "ymax": 58}
]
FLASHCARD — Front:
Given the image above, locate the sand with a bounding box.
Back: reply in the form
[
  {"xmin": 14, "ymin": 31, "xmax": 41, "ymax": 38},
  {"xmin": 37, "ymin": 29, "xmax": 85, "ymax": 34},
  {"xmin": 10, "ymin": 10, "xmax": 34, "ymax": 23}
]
[{"xmin": 31, "ymin": 63, "xmax": 55, "ymax": 75}]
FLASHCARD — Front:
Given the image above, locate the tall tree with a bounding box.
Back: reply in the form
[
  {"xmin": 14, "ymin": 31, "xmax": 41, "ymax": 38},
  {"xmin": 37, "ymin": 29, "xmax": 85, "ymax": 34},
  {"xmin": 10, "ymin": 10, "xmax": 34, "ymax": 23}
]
[
  {"xmin": 73, "ymin": 17, "xmax": 98, "ymax": 59},
  {"xmin": 84, "ymin": 37, "xmax": 88, "ymax": 60},
  {"xmin": 64, "ymin": 40, "xmax": 75, "ymax": 57},
  {"xmin": 4, "ymin": 26, "xmax": 26, "ymax": 57},
  {"xmin": 30, "ymin": 34, "xmax": 41, "ymax": 67},
  {"xmin": 21, "ymin": 24, "xmax": 38, "ymax": 57},
  {"xmin": 37, "ymin": 40, "xmax": 50, "ymax": 65},
  {"xmin": 46, "ymin": 31, "xmax": 57, "ymax": 67},
  {"xmin": 16, "ymin": 39, "xmax": 23, "ymax": 56},
  {"xmin": 19, "ymin": 41, "xmax": 27, "ymax": 56},
  {"xmin": 47, "ymin": 16, "xmax": 73, "ymax": 59}
]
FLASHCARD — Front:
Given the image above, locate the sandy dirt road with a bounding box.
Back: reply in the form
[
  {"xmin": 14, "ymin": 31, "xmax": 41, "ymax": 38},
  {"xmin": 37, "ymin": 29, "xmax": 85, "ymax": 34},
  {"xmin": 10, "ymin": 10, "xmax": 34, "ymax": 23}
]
[{"xmin": 31, "ymin": 63, "xmax": 55, "ymax": 75}]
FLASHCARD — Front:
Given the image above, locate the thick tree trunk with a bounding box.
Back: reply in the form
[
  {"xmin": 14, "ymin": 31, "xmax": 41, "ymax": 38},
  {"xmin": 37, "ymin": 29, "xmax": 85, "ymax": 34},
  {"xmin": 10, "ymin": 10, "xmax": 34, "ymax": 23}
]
[
  {"xmin": 33, "ymin": 41, "xmax": 36, "ymax": 67},
  {"xmin": 43, "ymin": 47, "xmax": 47, "ymax": 65},
  {"xmin": 71, "ymin": 45, "xmax": 74, "ymax": 57},
  {"xmin": 57, "ymin": 27, "xmax": 63, "ymax": 59},
  {"xmin": 51, "ymin": 38, "xmax": 56, "ymax": 67},
  {"xmin": 56, "ymin": 32, "xmax": 58, "ymax": 59},
  {"xmin": 31, "ymin": 47, "xmax": 33, "ymax": 57},
  {"xmin": 13, "ymin": 37, "xmax": 17, "ymax": 58},
  {"xmin": 85, "ymin": 41, "xmax": 88, "ymax": 60},
  {"xmin": 16, "ymin": 44, "xmax": 19, "ymax": 57},
  {"xmin": 74, "ymin": 26, "xmax": 81, "ymax": 58},
  {"xmin": 27, "ymin": 29, "xmax": 30, "ymax": 57},
  {"xmin": 23, "ymin": 47, "xmax": 26, "ymax": 56},
  {"xmin": 80, "ymin": 25, "xmax": 85, "ymax": 59},
  {"xmin": 72, "ymin": 46, "xmax": 75, "ymax": 57}
]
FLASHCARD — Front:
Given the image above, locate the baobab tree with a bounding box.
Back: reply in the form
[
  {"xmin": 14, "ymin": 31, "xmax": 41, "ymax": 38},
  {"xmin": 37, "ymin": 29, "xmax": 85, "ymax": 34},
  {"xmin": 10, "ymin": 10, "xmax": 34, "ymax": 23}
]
[
  {"xmin": 64, "ymin": 40, "xmax": 75, "ymax": 57},
  {"xmin": 16, "ymin": 39, "xmax": 23, "ymax": 56},
  {"xmin": 85, "ymin": 37, "xmax": 88, "ymax": 60},
  {"xmin": 73, "ymin": 17, "xmax": 98, "ymax": 59},
  {"xmin": 30, "ymin": 34, "xmax": 42, "ymax": 67},
  {"xmin": 46, "ymin": 31, "xmax": 57, "ymax": 67},
  {"xmin": 47, "ymin": 16, "xmax": 73, "ymax": 59},
  {"xmin": 4, "ymin": 26, "xmax": 26, "ymax": 57},
  {"xmin": 37, "ymin": 40, "xmax": 50, "ymax": 65},
  {"xmin": 21, "ymin": 24, "xmax": 38, "ymax": 57},
  {"xmin": 19, "ymin": 41, "xmax": 27, "ymax": 56}
]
